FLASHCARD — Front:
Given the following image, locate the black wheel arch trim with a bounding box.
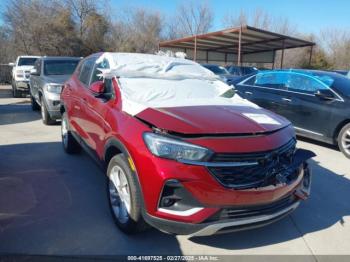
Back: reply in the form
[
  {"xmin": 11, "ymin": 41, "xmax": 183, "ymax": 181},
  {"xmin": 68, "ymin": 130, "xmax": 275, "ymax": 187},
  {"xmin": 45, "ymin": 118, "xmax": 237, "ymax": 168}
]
[{"xmin": 104, "ymin": 137, "xmax": 148, "ymax": 213}]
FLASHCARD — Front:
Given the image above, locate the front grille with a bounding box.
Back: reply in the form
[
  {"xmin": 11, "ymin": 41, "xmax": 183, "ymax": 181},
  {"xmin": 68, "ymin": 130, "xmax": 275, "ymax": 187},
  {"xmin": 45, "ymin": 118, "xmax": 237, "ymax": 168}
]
[
  {"xmin": 220, "ymin": 194, "xmax": 296, "ymax": 220},
  {"xmin": 208, "ymin": 139, "xmax": 298, "ymax": 189},
  {"xmin": 25, "ymin": 71, "xmax": 30, "ymax": 79}
]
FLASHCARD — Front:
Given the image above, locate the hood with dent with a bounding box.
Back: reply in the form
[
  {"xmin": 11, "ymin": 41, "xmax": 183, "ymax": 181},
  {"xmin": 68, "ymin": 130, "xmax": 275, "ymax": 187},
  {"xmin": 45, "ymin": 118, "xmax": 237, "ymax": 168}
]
[{"xmin": 136, "ymin": 105, "xmax": 290, "ymax": 135}]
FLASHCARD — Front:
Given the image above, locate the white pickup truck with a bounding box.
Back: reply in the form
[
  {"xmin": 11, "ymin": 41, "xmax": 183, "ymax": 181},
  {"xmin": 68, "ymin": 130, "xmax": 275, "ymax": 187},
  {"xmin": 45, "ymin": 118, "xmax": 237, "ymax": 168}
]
[{"xmin": 9, "ymin": 55, "xmax": 40, "ymax": 97}]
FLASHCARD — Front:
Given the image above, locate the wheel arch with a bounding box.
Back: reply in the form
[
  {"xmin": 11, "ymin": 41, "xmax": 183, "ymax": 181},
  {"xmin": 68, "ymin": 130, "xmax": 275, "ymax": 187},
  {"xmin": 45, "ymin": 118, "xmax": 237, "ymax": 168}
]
[
  {"xmin": 104, "ymin": 137, "xmax": 130, "ymax": 166},
  {"xmin": 333, "ymin": 119, "xmax": 350, "ymax": 143}
]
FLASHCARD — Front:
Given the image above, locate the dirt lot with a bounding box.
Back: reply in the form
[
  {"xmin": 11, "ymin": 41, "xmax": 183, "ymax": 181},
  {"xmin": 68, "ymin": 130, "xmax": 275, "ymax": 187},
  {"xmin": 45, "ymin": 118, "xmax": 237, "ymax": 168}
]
[{"xmin": 0, "ymin": 85, "xmax": 349, "ymax": 258}]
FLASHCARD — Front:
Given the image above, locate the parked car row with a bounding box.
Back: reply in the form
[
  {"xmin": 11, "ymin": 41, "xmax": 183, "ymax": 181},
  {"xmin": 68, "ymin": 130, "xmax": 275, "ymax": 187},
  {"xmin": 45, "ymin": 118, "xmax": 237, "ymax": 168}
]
[
  {"xmin": 9, "ymin": 55, "xmax": 81, "ymax": 124},
  {"xmin": 7, "ymin": 52, "xmax": 350, "ymax": 238}
]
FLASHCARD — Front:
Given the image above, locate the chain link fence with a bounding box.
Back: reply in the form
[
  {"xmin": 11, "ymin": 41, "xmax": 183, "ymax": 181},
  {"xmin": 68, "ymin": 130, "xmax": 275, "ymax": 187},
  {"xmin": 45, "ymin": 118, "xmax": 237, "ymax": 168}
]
[{"xmin": 0, "ymin": 64, "xmax": 12, "ymax": 84}]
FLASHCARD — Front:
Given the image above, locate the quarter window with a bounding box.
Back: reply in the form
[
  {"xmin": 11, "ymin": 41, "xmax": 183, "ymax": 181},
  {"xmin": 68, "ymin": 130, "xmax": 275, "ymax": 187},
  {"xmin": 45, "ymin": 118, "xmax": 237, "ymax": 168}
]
[
  {"xmin": 90, "ymin": 59, "xmax": 110, "ymax": 85},
  {"xmin": 79, "ymin": 58, "xmax": 95, "ymax": 85}
]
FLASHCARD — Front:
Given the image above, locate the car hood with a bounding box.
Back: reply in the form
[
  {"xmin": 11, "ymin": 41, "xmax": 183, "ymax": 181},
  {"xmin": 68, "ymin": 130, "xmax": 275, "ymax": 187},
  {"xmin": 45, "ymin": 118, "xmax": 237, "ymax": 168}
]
[
  {"xmin": 136, "ymin": 105, "xmax": 290, "ymax": 135},
  {"xmin": 16, "ymin": 65, "xmax": 34, "ymax": 71},
  {"xmin": 42, "ymin": 75, "xmax": 71, "ymax": 84}
]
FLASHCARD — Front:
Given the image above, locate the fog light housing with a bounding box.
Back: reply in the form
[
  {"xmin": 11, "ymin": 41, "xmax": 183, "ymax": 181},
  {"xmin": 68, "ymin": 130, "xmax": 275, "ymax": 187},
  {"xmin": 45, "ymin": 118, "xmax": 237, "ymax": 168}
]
[{"xmin": 158, "ymin": 179, "xmax": 203, "ymax": 216}]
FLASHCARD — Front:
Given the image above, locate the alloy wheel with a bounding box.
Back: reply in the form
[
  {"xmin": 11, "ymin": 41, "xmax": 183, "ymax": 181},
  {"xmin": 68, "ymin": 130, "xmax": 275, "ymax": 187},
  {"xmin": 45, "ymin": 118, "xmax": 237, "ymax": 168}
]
[
  {"xmin": 61, "ymin": 117, "xmax": 68, "ymax": 147},
  {"xmin": 109, "ymin": 166, "xmax": 131, "ymax": 224},
  {"xmin": 341, "ymin": 128, "xmax": 350, "ymax": 155}
]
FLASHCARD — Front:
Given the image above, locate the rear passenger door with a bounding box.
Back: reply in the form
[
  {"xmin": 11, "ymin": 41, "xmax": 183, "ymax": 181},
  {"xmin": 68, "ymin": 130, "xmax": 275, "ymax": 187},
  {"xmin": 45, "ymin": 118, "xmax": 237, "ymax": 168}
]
[{"xmin": 284, "ymin": 72, "xmax": 336, "ymax": 137}]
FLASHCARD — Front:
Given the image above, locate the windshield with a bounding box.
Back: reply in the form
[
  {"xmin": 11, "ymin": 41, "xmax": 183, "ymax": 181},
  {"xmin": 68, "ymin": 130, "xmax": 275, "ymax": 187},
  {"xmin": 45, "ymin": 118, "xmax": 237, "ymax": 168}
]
[
  {"xmin": 18, "ymin": 57, "xmax": 38, "ymax": 66},
  {"xmin": 203, "ymin": 65, "xmax": 229, "ymax": 75},
  {"xmin": 44, "ymin": 60, "xmax": 80, "ymax": 75}
]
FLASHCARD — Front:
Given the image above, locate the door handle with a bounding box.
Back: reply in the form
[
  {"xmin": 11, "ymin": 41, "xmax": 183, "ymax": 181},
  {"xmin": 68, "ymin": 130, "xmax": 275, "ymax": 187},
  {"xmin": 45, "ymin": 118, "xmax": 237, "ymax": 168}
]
[
  {"xmin": 245, "ymin": 91, "xmax": 253, "ymax": 95},
  {"xmin": 282, "ymin": 97, "xmax": 292, "ymax": 102}
]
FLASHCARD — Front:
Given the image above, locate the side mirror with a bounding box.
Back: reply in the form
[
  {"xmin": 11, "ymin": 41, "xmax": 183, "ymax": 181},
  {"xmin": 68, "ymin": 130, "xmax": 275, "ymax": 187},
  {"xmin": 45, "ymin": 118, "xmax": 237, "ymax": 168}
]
[
  {"xmin": 8, "ymin": 62, "xmax": 15, "ymax": 67},
  {"xmin": 90, "ymin": 81, "xmax": 104, "ymax": 94},
  {"xmin": 30, "ymin": 68, "xmax": 38, "ymax": 75},
  {"xmin": 315, "ymin": 89, "xmax": 335, "ymax": 100}
]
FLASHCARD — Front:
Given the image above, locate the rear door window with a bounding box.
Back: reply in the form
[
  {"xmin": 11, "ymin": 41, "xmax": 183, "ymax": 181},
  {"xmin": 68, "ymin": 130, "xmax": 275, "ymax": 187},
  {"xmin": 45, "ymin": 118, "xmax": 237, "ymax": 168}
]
[{"xmin": 287, "ymin": 73, "xmax": 328, "ymax": 94}]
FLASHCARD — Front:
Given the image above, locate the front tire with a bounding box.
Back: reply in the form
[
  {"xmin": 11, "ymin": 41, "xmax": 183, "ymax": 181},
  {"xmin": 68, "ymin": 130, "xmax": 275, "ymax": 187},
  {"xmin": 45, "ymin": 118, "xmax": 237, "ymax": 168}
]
[
  {"xmin": 61, "ymin": 112, "xmax": 81, "ymax": 154},
  {"xmin": 338, "ymin": 123, "xmax": 350, "ymax": 159},
  {"xmin": 30, "ymin": 94, "xmax": 40, "ymax": 111},
  {"xmin": 41, "ymin": 98, "xmax": 55, "ymax": 125},
  {"xmin": 107, "ymin": 154, "xmax": 148, "ymax": 234}
]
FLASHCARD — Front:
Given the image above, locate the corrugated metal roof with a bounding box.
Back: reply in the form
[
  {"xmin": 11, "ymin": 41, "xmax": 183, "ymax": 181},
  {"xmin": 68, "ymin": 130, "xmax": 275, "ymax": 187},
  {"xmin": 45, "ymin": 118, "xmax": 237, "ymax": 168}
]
[{"xmin": 159, "ymin": 25, "xmax": 315, "ymax": 55}]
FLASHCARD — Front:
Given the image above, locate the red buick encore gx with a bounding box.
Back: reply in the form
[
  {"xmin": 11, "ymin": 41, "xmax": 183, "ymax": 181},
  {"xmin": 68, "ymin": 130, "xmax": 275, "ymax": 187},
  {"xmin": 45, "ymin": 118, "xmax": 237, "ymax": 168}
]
[{"xmin": 60, "ymin": 52, "xmax": 315, "ymax": 236}]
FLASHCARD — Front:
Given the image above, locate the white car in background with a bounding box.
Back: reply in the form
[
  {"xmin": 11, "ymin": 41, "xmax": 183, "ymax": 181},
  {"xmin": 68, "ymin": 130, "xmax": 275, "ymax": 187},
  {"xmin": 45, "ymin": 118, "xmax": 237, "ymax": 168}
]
[{"xmin": 9, "ymin": 55, "xmax": 40, "ymax": 97}]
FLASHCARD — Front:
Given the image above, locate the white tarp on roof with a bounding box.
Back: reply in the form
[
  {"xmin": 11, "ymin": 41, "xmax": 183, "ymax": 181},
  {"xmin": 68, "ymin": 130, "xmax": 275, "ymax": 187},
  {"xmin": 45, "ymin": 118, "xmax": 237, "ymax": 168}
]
[{"xmin": 97, "ymin": 52, "xmax": 259, "ymax": 115}]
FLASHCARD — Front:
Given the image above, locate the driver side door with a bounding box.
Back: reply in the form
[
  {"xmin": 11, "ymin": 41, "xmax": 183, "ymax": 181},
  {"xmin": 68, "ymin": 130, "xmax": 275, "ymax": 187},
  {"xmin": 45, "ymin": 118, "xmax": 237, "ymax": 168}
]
[{"xmin": 78, "ymin": 58, "xmax": 114, "ymax": 155}]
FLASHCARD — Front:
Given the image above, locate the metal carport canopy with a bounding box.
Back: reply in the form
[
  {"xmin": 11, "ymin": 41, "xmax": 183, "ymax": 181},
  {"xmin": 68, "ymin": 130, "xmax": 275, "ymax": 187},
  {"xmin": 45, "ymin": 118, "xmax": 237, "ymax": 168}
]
[{"xmin": 159, "ymin": 25, "xmax": 316, "ymax": 67}]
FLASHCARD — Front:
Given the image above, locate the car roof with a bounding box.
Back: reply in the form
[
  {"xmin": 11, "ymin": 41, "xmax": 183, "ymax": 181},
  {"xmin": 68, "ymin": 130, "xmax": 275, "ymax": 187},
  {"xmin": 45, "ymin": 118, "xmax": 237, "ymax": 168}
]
[
  {"xmin": 18, "ymin": 55, "xmax": 41, "ymax": 58},
  {"xmin": 202, "ymin": 64, "xmax": 223, "ymax": 67},
  {"xmin": 41, "ymin": 56, "xmax": 82, "ymax": 61},
  {"xmin": 258, "ymin": 69, "xmax": 342, "ymax": 77}
]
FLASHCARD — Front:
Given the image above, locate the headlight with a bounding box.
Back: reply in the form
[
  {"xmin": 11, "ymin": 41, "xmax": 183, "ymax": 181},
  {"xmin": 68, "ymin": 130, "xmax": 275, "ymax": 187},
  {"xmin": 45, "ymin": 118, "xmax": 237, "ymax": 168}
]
[
  {"xmin": 143, "ymin": 132, "xmax": 211, "ymax": 162},
  {"xmin": 16, "ymin": 70, "xmax": 24, "ymax": 78},
  {"xmin": 46, "ymin": 84, "xmax": 62, "ymax": 94}
]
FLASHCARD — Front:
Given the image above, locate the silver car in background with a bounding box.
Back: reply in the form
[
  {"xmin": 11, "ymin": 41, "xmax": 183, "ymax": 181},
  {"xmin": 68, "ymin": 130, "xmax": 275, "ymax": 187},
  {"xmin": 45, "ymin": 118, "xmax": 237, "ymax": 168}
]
[{"xmin": 29, "ymin": 56, "xmax": 81, "ymax": 125}]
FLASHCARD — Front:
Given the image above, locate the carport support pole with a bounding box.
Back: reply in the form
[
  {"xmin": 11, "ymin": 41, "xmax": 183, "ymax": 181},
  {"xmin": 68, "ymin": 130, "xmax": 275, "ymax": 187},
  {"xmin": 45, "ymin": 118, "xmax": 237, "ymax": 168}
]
[
  {"xmin": 280, "ymin": 40, "xmax": 285, "ymax": 69},
  {"xmin": 237, "ymin": 26, "xmax": 242, "ymax": 65},
  {"xmin": 193, "ymin": 35, "xmax": 197, "ymax": 62},
  {"xmin": 309, "ymin": 45, "xmax": 314, "ymax": 67}
]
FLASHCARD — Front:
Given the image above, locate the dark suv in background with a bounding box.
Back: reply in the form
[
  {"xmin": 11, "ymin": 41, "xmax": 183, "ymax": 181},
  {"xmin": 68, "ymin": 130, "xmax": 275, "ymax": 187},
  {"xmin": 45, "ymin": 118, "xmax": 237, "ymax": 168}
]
[
  {"xmin": 235, "ymin": 70, "xmax": 350, "ymax": 158},
  {"xmin": 226, "ymin": 65, "xmax": 258, "ymax": 76},
  {"xmin": 29, "ymin": 56, "xmax": 81, "ymax": 125},
  {"xmin": 201, "ymin": 64, "xmax": 238, "ymax": 85}
]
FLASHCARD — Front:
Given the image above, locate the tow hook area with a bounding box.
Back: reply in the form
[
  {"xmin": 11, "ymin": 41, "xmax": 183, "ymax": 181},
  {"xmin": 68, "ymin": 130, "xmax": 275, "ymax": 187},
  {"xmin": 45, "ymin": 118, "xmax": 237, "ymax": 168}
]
[{"xmin": 295, "ymin": 164, "xmax": 312, "ymax": 200}]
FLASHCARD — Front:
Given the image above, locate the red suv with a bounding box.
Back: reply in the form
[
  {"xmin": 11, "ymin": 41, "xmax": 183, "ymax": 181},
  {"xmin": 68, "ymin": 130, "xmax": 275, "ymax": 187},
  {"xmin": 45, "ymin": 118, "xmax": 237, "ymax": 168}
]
[{"xmin": 60, "ymin": 52, "xmax": 315, "ymax": 236}]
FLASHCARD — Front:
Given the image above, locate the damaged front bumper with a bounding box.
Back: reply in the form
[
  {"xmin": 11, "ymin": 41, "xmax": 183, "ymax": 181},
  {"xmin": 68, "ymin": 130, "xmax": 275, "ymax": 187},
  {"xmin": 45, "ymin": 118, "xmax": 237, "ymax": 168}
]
[{"xmin": 143, "ymin": 149, "xmax": 315, "ymax": 236}]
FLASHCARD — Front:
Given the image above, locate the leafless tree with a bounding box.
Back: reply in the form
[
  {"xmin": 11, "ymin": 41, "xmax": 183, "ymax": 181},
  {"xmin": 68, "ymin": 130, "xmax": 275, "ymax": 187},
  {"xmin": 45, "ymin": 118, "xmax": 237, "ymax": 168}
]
[
  {"xmin": 110, "ymin": 7, "xmax": 163, "ymax": 53},
  {"xmin": 320, "ymin": 28, "xmax": 350, "ymax": 69},
  {"xmin": 223, "ymin": 8, "xmax": 297, "ymax": 35},
  {"xmin": 166, "ymin": 1, "xmax": 213, "ymax": 39}
]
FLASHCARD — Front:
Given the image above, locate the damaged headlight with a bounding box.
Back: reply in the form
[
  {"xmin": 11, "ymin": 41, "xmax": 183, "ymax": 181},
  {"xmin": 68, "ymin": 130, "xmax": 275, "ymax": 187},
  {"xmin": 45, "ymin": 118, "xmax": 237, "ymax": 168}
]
[
  {"xmin": 45, "ymin": 83, "xmax": 62, "ymax": 94},
  {"xmin": 143, "ymin": 132, "xmax": 211, "ymax": 162}
]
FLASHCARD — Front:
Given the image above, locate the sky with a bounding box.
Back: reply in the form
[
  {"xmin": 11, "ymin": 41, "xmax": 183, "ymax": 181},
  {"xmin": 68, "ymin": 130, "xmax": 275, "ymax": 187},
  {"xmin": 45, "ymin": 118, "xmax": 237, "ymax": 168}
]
[
  {"xmin": 0, "ymin": 0, "xmax": 349, "ymax": 34},
  {"xmin": 109, "ymin": 0, "xmax": 350, "ymax": 34}
]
